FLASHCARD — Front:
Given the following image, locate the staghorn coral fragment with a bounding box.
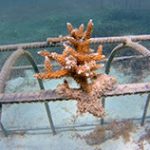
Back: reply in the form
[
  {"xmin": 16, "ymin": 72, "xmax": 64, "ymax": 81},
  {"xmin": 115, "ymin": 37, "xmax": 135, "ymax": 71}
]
[{"xmin": 34, "ymin": 20, "xmax": 116, "ymax": 117}]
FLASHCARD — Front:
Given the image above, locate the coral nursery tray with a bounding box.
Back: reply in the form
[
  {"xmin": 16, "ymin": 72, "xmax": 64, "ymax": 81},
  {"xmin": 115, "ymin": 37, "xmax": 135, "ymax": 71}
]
[{"xmin": 0, "ymin": 82, "xmax": 150, "ymax": 104}]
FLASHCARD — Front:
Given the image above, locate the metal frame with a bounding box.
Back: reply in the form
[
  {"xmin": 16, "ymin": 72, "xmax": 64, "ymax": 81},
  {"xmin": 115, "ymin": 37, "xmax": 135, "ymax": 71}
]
[
  {"xmin": 0, "ymin": 48, "xmax": 56, "ymax": 136},
  {"xmin": 0, "ymin": 35, "xmax": 150, "ymax": 136},
  {"xmin": 101, "ymin": 38, "xmax": 150, "ymax": 125}
]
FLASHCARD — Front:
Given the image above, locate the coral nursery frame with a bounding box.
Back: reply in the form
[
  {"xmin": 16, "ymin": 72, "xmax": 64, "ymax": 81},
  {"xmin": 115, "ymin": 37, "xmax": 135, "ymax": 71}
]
[{"xmin": 0, "ymin": 34, "xmax": 150, "ymax": 136}]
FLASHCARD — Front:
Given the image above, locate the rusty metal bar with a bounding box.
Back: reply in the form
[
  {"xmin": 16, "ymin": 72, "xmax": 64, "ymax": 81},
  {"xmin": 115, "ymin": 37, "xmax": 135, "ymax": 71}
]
[
  {"xmin": 0, "ymin": 35, "xmax": 149, "ymax": 51},
  {"xmin": 0, "ymin": 42, "xmax": 61, "ymax": 52},
  {"xmin": 90, "ymin": 34, "xmax": 150, "ymax": 44},
  {"xmin": 48, "ymin": 34, "xmax": 150, "ymax": 44},
  {"xmin": 0, "ymin": 82, "xmax": 150, "ymax": 104}
]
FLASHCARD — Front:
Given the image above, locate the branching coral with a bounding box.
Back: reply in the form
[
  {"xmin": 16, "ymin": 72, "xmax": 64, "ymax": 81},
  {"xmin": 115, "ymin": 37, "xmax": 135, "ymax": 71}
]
[{"xmin": 34, "ymin": 20, "xmax": 117, "ymax": 117}]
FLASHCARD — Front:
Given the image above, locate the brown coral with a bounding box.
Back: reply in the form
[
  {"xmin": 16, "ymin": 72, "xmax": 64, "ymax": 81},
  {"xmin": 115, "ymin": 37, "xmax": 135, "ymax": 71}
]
[{"xmin": 34, "ymin": 20, "xmax": 117, "ymax": 117}]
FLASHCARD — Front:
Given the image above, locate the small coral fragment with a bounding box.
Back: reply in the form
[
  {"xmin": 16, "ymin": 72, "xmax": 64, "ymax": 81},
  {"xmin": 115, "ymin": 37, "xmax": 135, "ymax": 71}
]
[{"xmin": 34, "ymin": 20, "xmax": 117, "ymax": 117}]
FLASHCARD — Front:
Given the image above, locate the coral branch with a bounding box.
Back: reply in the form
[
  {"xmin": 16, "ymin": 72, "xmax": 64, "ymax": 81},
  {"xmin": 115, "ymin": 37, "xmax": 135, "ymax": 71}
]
[
  {"xmin": 34, "ymin": 69, "xmax": 69, "ymax": 79},
  {"xmin": 44, "ymin": 56, "xmax": 52, "ymax": 72},
  {"xmin": 84, "ymin": 19, "xmax": 94, "ymax": 40},
  {"xmin": 34, "ymin": 20, "xmax": 116, "ymax": 117},
  {"xmin": 67, "ymin": 22, "xmax": 74, "ymax": 34}
]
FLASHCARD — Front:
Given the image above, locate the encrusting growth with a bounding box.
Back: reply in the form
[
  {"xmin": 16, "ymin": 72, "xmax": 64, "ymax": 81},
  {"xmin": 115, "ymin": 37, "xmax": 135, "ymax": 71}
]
[{"xmin": 34, "ymin": 20, "xmax": 117, "ymax": 117}]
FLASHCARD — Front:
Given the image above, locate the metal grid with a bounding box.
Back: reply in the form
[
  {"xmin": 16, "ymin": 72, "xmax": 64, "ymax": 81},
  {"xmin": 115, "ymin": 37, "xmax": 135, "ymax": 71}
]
[{"xmin": 0, "ymin": 35, "xmax": 150, "ymax": 136}]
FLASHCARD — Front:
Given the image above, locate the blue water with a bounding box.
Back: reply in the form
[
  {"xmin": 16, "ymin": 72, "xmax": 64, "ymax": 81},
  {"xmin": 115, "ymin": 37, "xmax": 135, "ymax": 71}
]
[{"xmin": 0, "ymin": 0, "xmax": 150, "ymax": 44}]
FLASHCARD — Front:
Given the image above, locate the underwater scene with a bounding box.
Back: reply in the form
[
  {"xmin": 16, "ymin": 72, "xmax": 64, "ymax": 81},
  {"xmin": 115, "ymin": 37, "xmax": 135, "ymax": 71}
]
[{"xmin": 0, "ymin": 0, "xmax": 150, "ymax": 150}]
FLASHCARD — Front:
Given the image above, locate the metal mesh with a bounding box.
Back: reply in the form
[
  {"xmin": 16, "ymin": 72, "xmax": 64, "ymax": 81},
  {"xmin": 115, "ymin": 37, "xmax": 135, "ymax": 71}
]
[{"xmin": 0, "ymin": 35, "xmax": 150, "ymax": 136}]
